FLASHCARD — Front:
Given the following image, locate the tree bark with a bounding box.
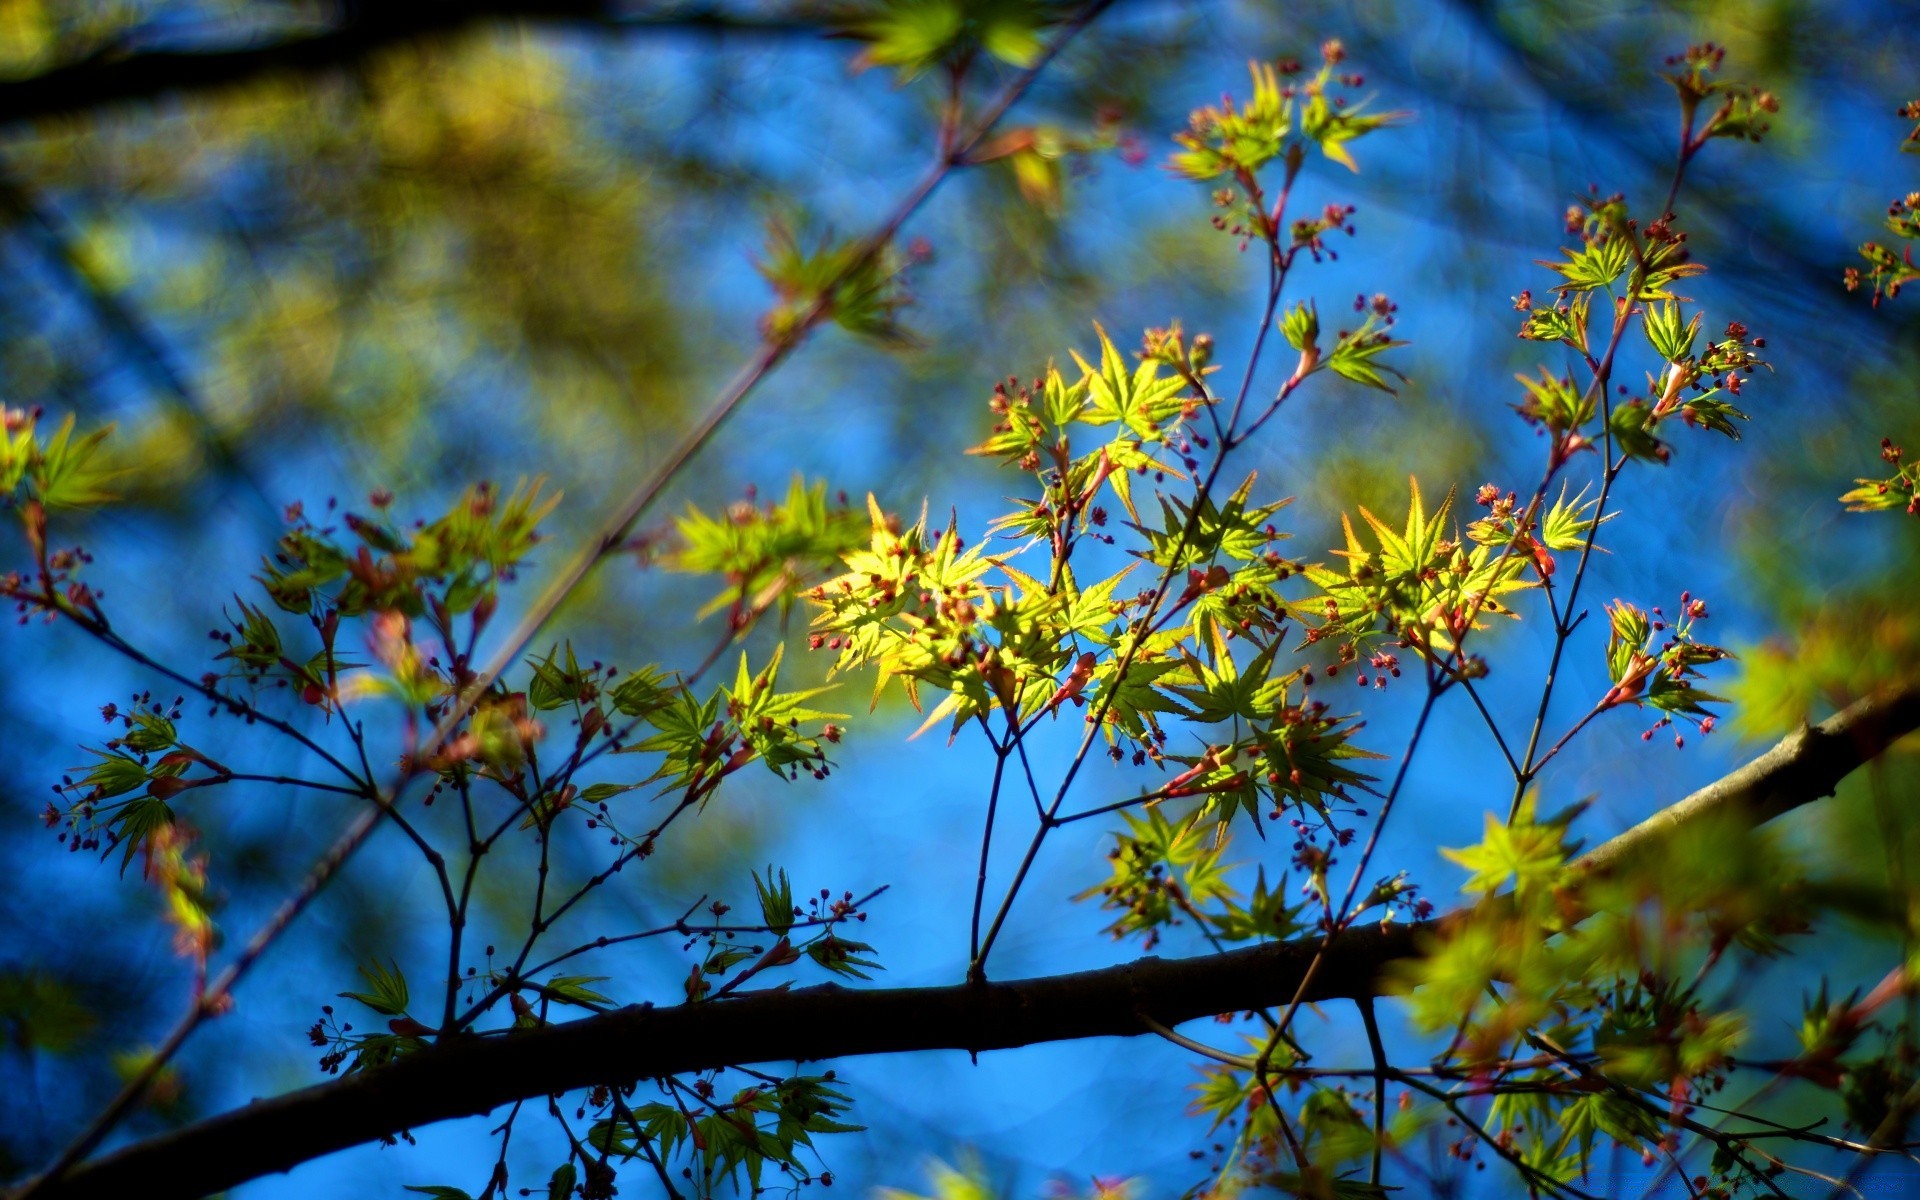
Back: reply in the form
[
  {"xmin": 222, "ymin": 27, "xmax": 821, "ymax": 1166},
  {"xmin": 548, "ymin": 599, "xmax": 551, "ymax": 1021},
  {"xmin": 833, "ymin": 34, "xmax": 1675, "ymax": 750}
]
[{"xmin": 23, "ymin": 683, "xmax": 1919, "ymax": 1200}]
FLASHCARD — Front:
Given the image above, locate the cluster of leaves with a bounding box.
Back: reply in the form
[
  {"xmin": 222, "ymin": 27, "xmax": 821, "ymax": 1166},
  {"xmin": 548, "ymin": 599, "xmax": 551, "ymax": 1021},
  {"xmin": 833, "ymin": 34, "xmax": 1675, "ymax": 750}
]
[
  {"xmin": 1844, "ymin": 99, "xmax": 1920, "ymax": 305},
  {"xmin": 592, "ymin": 1072, "xmax": 861, "ymax": 1197},
  {"xmin": 668, "ymin": 478, "xmax": 871, "ymax": 627},
  {"xmin": 678, "ymin": 646, "xmax": 845, "ymax": 787},
  {"xmin": 1464, "ymin": 481, "xmax": 1606, "ymax": 584},
  {"xmin": 840, "ymin": 0, "xmax": 1051, "ymax": 80},
  {"xmin": 1302, "ymin": 481, "xmax": 1533, "ymax": 672},
  {"xmin": 966, "ymin": 116, "xmax": 1134, "ymax": 215},
  {"xmin": 810, "ymin": 317, "xmax": 1393, "ymax": 869},
  {"xmin": 1171, "ymin": 43, "xmax": 1407, "ymax": 247},
  {"xmin": 228, "ymin": 482, "xmax": 557, "ymax": 715},
  {"xmin": 1599, "ymin": 592, "xmax": 1731, "ymax": 736},
  {"xmin": 261, "ymin": 482, "xmax": 554, "ymax": 622},
  {"xmin": 681, "ymin": 869, "xmax": 882, "ymax": 1004},
  {"xmin": 1662, "ymin": 42, "xmax": 1780, "ymax": 147},
  {"xmin": 972, "ymin": 321, "xmax": 1208, "ymax": 523},
  {"xmin": 308, "ymin": 959, "xmax": 433, "ymax": 1076},
  {"xmin": 1075, "ymin": 807, "xmax": 1305, "ymax": 948},
  {"xmin": 810, "ymin": 317, "xmax": 1347, "ymax": 910},
  {"xmin": 45, "ymin": 693, "xmax": 228, "ymax": 977},
  {"xmin": 838, "ymin": 0, "xmax": 1137, "ymax": 217},
  {"xmin": 1278, "ymin": 294, "xmax": 1408, "ymax": 397},
  {"xmin": 518, "ymin": 642, "xmax": 845, "ymax": 830},
  {"xmin": 56, "ymin": 698, "xmax": 194, "ymax": 861},
  {"xmin": 0, "ymin": 406, "xmax": 115, "ymax": 514},
  {"xmin": 1517, "ymin": 199, "xmax": 1765, "ymax": 470},
  {"xmin": 0, "ymin": 405, "xmax": 115, "ymax": 622},
  {"xmin": 758, "ymin": 218, "xmax": 920, "ymax": 348},
  {"xmin": 1841, "ymin": 437, "xmax": 1920, "ymax": 517},
  {"xmin": 1389, "ymin": 796, "xmax": 1904, "ymax": 1192},
  {"xmin": 408, "ymin": 1071, "xmax": 861, "ymax": 1200},
  {"xmin": 1188, "ymin": 1062, "xmax": 1407, "ymax": 1200}
]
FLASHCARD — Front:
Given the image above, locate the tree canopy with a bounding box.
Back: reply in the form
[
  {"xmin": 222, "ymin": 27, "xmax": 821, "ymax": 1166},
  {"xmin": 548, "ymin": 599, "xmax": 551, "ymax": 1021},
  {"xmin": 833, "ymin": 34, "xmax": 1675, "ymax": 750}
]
[{"xmin": 1, "ymin": 3, "xmax": 1919, "ymax": 1200}]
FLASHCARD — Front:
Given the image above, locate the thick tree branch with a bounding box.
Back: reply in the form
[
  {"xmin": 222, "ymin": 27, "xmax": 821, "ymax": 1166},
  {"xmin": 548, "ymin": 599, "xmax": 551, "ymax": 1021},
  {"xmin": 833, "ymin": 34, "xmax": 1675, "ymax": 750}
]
[
  {"xmin": 1573, "ymin": 683, "xmax": 1920, "ymax": 877},
  {"xmin": 0, "ymin": 3, "xmax": 828, "ymax": 127},
  {"xmin": 27, "ymin": 682, "xmax": 1919, "ymax": 1200}
]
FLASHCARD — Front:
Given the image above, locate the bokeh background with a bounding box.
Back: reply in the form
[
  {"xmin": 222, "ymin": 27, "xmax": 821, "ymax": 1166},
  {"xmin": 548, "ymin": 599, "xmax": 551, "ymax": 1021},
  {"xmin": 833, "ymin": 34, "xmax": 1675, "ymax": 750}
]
[{"xmin": 1, "ymin": 0, "xmax": 1918, "ymax": 1196}]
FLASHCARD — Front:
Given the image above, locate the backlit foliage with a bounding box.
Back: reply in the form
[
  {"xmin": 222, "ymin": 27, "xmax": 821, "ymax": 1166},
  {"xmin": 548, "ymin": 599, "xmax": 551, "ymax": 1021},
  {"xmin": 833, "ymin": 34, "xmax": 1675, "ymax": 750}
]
[
  {"xmin": 1846, "ymin": 99, "xmax": 1920, "ymax": 305},
  {"xmin": 6, "ymin": 16, "xmax": 1920, "ymax": 1200}
]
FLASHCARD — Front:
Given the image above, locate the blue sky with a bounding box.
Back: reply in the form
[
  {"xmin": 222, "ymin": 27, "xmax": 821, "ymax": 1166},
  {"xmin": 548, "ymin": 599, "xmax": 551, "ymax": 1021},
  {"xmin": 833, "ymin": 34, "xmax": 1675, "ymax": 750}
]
[{"xmin": 8, "ymin": 1, "xmax": 1920, "ymax": 1197}]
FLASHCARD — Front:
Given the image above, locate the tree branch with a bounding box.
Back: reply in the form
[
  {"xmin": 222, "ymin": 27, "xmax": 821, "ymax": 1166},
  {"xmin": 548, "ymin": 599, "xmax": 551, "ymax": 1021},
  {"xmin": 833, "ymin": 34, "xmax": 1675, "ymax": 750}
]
[
  {"xmin": 0, "ymin": 171, "xmax": 280, "ymax": 516},
  {"xmin": 26, "ymin": 682, "xmax": 1919, "ymax": 1200},
  {"xmin": 0, "ymin": 2, "xmax": 829, "ymax": 127},
  {"xmin": 1572, "ymin": 684, "xmax": 1920, "ymax": 878}
]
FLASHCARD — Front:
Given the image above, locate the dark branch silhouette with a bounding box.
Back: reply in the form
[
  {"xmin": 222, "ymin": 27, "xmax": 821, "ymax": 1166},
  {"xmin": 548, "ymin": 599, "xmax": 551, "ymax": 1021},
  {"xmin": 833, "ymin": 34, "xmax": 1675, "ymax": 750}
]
[
  {"xmin": 0, "ymin": 3, "xmax": 829, "ymax": 127},
  {"xmin": 0, "ymin": 173, "xmax": 280, "ymax": 517},
  {"xmin": 28, "ymin": 682, "xmax": 1919, "ymax": 1200}
]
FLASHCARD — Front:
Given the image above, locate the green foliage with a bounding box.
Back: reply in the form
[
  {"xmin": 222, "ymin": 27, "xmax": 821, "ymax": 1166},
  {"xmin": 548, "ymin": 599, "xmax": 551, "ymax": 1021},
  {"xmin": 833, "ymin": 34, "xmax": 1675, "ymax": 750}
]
[
  {"xmin": 1514, "ymin": 368, "xmax": 1591, "ymax": 437},
  {"xmin": 1663, "ymin": 42, "xmax": 1779, "ymax": 145},
  {"xmin": 759, "ymin": 219, "xmax": 917, "ymax": 347},
  {"xmin": 0, "ymin": 408, "xmax": 116, "ymax": 512},
  {"xmin": 1077, "ymin": 807, "xmax": 1231, "ymax": 944},
  {"xmin": 1839, "ymin": 437, "xmax": 1920, "ymax": 516},
  {"xmin": 1077, "ymin": 807, "xmax": 1307, "ymax": 948},
  {"xmin": 1323, "ymin": 308, "xmax": 1407, "ymax": 394},
  {"xmin": 669, "ymin": 478, "xmax": 869, "ymax": 622},
  {"xmin": 0, "ymin": 971, "xmax": 96, "ymax": 1055},
  {"xmin": 1599, "ymin": 593, "xmax": 1731, "ymax": 723},
  {"xmin": 259, "ymin": 480, "xmax": 557, "ymax": 620},
  {"xmin": 9, "ymin": 21, "xmax": 1917, "ymax": 1200},
  {"xmin": 1540, "ymin": 228, "xmax": 1634, "ymax": 295},
  {"xmin": 598, "ymin": 1072, "xmax": 863, "ymax": 1195},
  {"xmin": 1172, "ymin": 46, "xmax": 1406, "ymax": 184},
  {"xmin": 1305, "ymin": 479, "xmax": 1532, "ymax": 664},
  {"xmin": 1439, "ymin": 793, "xmax": 1572, "ymax": 899},
  {"xmin": 623, "ymin": 645, "xmax": 845, "ymax": 794},
  {"xmin": 842, "ymin": 0, "xmax": 1050, "ymax": 79},
  {"xmin": 754, "ymin": 866, "xmax": 798, "ymax": 937},
  {"xmin": 339, "ymin": 958, "xmax": 411, "ymax": 1018}
]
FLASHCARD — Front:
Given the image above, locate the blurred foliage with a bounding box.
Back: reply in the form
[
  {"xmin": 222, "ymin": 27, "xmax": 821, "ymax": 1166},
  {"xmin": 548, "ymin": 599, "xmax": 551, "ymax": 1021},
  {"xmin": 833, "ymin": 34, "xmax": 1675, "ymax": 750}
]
[{"xmin": 0, "ymin": 0, "xmax": 1916, "ymax": 1193}]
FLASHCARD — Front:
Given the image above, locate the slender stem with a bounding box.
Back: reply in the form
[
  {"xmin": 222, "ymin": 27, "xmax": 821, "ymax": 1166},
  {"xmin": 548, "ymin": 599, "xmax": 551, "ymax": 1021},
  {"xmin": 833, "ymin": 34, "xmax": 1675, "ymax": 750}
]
[
  {"xmin": 1253, "ymin": 681, "xmax": 1440, "ymax": 1093},
  {"xmin": 972, "ymin": 162, "xmax": 1300, "ymax": 980},
  {"xmin": 444, "ymin": 772, "xmax": 482, "ymax": 1036},
  {"xmin": 1456, "ymin": 676, "xmax": 1520, "ymax": 777},
  {"xmin": 81, "ymin": 619, "xmax": 370, "ymax": 789},
  {"xmin": 215, "ymin": 773, "xmax": 364, "ymax": 796},
  {"xmin": 1523, "ymin": 698, "xmax": 1608, "ymax": 781},
  {"xmin": 22, "ymin": 785, "xmax": 409, "ymax": 1192},
  {"xmin": 1138, "ymin": 1013, "xmax": 1255, "ymax": 1069},
  {"xmin": 1359, "ymin": 996, "xmax": 1388, "ymax": 1189},
  {"xmin": 1222, "ymin": 251, "xmax": 1285, "ymax": 437},
  {"xmin": 1009, "ymin": 714, "xmax": 1051, "ymax": 823},
  {"xmin": 1055, "ymin": 776, "xmax": 1241, "ymax": 825},
  {"xmin": 416, "ymin": 0, "xmax": 1117, "ymax": 776},
  {"xmin": 17, "ymin": 14, "xmax": 1123, "ymax": 1188},
  {"xmin": 969, "ymin": 745, "xmax": 1011, "ymax": 968},
  {"xmin": 486, "ymin": 1098, "xmax": 525, "ymax": 1200}
]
